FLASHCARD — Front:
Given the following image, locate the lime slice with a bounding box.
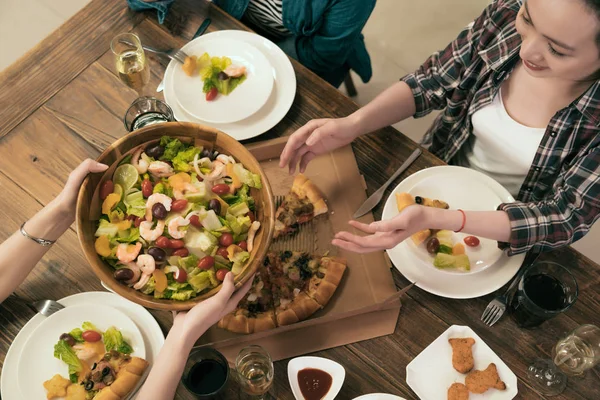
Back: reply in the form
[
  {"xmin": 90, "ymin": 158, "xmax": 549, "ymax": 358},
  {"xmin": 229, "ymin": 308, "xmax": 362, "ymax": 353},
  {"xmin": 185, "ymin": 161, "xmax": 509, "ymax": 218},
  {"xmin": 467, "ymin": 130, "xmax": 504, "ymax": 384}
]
[
  {"xmin": 113, "ymin": 164, "xmax": 139, "ymax": 191},
  {"xmin": 113, "ymin": 183, "xmax": 124, "ymax": 200}
]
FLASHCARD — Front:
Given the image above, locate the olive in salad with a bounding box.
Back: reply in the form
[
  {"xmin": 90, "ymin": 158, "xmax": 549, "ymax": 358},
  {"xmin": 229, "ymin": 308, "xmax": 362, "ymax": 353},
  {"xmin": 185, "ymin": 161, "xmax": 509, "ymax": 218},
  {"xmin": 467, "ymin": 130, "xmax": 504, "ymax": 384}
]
[{"xmin": 94, "ymin": 136, "xmax": 262, "ymax": 301}]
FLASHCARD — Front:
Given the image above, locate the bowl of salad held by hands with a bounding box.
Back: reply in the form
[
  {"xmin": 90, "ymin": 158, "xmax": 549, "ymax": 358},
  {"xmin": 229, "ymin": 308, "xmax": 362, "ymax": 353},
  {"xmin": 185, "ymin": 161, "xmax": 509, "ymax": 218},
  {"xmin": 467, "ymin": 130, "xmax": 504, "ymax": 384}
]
[{"xmin": 76, "ymin": 122, "xmax": 275, "ymax": 310}]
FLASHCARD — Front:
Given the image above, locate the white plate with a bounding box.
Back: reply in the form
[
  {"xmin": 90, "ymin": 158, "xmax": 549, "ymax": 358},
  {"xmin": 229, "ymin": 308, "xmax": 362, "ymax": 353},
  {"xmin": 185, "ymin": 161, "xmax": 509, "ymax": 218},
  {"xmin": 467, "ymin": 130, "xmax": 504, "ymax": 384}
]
[
  {"xmin": 382, "ymin": 166, "xmax": 525, "ymax": 298},
  {"xmin": 406, "ymin": 325, "xmax": 518, "ymax": 399},
  {"xmin": 172, "ymin": 38, "xmax": 273, "ymax": 124},
  {"xmin": 353, "ymin": 394, "xmax": 407, "ymax": 400},
  {"xmin": 164, "ymin": 30, "xmax": 296, "ymax": 141},
  {"xmin": 287, "ymin": 356, "xmax": 345, "ymax": 400},
  {"xmin": 1, "ymin": 292, "xmax": 164, "ymax": 400},
  {"xmin": 18, "ymin": 304, "xmax": 145, "ymax": 400}
]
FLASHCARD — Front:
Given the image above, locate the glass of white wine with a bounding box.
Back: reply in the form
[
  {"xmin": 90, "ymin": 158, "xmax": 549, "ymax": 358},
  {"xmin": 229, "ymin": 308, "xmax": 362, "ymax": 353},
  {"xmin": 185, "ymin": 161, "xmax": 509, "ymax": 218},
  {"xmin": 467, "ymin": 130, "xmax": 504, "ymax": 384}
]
[
  {"xmin": 110, "ymin": 33, "xmax": 150, "ymax": 94},
  {"xmin": 235, "ymin": 345, "xmax": 274, "ymax": 399},
  {"xmin": 527, "ymin": 324, "xmax": 600, "ymax": 396}
]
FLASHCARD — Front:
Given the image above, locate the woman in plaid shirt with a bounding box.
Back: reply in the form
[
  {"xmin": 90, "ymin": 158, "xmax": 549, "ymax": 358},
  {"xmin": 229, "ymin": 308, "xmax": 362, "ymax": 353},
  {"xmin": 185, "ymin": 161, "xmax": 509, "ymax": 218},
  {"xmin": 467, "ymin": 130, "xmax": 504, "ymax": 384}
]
[{"xmin": 281, "ymin": 0, "xmax": 600, "ymax": 256}]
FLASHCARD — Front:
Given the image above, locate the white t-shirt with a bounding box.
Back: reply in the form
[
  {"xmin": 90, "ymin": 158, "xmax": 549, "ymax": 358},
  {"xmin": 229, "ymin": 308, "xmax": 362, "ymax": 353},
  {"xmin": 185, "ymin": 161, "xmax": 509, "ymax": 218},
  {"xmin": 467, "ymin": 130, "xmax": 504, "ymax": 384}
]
[{"xmin": 465, "ymin": 90, "xmax": 546, "ymax": 197}]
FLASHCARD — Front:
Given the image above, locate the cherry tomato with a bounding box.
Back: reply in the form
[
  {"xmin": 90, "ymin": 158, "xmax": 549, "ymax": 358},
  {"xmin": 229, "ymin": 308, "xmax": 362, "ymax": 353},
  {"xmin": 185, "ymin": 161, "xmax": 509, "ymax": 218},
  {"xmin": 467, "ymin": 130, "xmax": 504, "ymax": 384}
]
[
  {"xmin": 219, "ymin": 233, "xmax": 234, "ymax": 247},
  {"xmin": 189, "ymin": 215, "xmax": 202, "ymax": 228},
  {"xmin": 216, "ymin": 247, "xmax": 229, "ymax": 259},
  {"xmin": 134, "ymin": 217, "xmax": 143, "ymax": 228},
  {"xmin": 172, "ymin": 248, "xmax": 189, "ymax": 257},
  {"xmin": 175, "ymin": 267, "xmax": 188, "ymax": 283},
  {"xmin": 141, "ymin": 179, "xmax": 153, "ymax": 198},
  {"xmin": 156, "ymin": 236, "xmax": 171, "ymax": 249},
  {"xmin": 211, "ymin": 184, "xmax": 230, "ymax": 195},
  {"xmin": 247, "ymin": 211, "xmax": 256, "ymax": 223},
  {"xmin": 169, "ymin": 239, "xmax": 185, "ymax": 249},
  {"xmin": 197, "ymin": 256, "xmax": 215, "ymax": 270},
  {"xmin": 238, "ymin": 240, "xmax": 248, "ymax": 251},
  {"xmin": 171, "ymin": 199, "xmax": 189, "ymax": 212},
  {"xmin": 206, "ymin": 87, "xmax": 219, "ymax": 101},
  {"xmin": 82, "ymin": 330, "xmax": 102, "ymax": 343},
  {"xmin": 216, "ymin": 269, "xmax": 228, "ymax": 281},
  {"xmin": 464, "ymin": 236, "xmax": 480, "ymax": 247},
  {"xmin": 100, "ymin": 180, "xmax": 114, "ymax": 201}
]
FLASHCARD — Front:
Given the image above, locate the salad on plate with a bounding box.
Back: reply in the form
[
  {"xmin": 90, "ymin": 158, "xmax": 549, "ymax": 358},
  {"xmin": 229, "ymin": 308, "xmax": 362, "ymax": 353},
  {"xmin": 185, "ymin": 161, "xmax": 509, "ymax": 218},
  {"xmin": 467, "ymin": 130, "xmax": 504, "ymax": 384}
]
[
  {"xmin": 94, "ymin": 136, "xmax": 262, "ymax": 301},
  {"xmin": 182, "ymin": 52, "xmax": 247, "ymax": 101}
]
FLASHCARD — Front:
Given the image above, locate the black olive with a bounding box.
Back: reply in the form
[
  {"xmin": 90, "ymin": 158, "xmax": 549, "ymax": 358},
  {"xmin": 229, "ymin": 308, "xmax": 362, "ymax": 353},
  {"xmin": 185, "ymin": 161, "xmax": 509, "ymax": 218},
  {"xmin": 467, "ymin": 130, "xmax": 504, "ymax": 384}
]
[
  {"xmin": 415, "ymin": 196, "xmax": 423, "ymax": 204},
  {"xmin": 280, "ymin": 251, "xmax": 292, "ymax": 261},
  {"xmin": 218, "ymin": 71, "xmax": 230, "ymax": 80},
  {"xmin": 59, "ymin": 333, "xmax": 76, "ymax": 347},
  {"xmin": 114, "ymin": 268, "xmax": 134, "ymax": 282},
  {"xmin": 200, "ymin": 148, "xmax": 215, "ymax": 160},
  {"xmin": 148, "ymin": 247, "xmax": 167, "ymax": 262},
  {"xmin": 145, "ymin": 144, "xmax": 165, "ymax": 159},
  {"xmin": 85, "ymin": 381, "xmax": 94, "ymax": 391},
  {"xmin": 102, "ymin": 367, "xmax": 111, "ymax": 376},
  {"xmin": 91, "ymin": 363, "xmax": 97, "ymax": 371},
  {"xmin": 152, "ymin": 203, "xmax": 168, "ymax": 220},
  {"xmin": 208, "ymin": 199, "xmax": 221, "ymax": 215}
]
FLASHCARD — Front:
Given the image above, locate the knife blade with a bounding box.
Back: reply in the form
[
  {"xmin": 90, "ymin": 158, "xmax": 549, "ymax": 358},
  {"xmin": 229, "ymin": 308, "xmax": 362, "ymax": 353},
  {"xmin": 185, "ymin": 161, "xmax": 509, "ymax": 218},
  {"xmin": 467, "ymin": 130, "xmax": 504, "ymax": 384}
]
[
  {"xmin": 352, "ymin": 148, "xmax": 422, "ymax": 219},
  {"xmin": 157, "ymin": 18, "xmax": 212, "ymax": 93}
]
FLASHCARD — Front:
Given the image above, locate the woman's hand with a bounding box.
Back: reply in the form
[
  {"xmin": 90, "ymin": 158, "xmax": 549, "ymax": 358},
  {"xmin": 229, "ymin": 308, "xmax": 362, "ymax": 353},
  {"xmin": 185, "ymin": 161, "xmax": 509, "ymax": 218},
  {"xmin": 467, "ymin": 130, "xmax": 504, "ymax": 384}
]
[
  {"xmin": 172, "ymin": 272, "xmax": 253, "ymax": 344},
  {"xmin": 279, "ymin": 117, "xmax": 361, "ymax": 174},
  {"xmin": 55, "ymin": 159, "xmax": 108, "ymax": 218},
  {"xmin": 333, "ymin": 205, "xmax": 427, "ymax": 253}
]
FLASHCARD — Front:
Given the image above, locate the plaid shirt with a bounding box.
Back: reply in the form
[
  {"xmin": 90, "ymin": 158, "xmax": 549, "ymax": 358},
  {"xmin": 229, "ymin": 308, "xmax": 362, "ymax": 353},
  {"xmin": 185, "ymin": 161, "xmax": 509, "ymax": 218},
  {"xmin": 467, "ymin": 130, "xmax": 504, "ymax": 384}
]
[{"xmin": 401, "ymin": 0, "xmax": 600, "ymax": 255}]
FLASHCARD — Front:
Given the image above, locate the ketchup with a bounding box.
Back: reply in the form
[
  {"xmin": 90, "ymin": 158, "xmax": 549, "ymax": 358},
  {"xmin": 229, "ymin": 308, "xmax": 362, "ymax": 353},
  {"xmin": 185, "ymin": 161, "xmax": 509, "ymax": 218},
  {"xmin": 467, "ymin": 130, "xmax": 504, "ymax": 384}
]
[{"xmin": 297, "ymin": 368, "xmax": 332, "ymax": 400}]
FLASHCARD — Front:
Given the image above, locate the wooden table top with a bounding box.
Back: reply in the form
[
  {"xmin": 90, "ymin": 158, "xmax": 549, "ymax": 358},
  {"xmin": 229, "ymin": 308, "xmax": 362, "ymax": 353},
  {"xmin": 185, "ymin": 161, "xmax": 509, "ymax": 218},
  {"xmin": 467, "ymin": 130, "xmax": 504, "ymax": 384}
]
[{"xmin": 0, "ymin": 0, "xmax": 598, "ymax": 398}]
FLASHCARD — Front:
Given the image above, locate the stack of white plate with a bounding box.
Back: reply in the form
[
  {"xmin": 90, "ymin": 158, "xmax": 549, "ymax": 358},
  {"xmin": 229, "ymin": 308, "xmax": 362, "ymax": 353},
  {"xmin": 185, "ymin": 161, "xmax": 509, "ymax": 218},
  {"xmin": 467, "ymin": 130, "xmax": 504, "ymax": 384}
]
[{"xmin": 164, "ymin": 30, "xmax": 297, "ymax": 141}]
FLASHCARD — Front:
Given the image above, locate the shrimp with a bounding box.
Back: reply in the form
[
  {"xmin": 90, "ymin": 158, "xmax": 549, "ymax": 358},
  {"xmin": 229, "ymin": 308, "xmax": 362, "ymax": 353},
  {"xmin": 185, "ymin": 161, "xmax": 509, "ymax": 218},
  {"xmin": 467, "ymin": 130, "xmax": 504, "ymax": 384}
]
[
  {"xmin": 133, "ymin": 273, "xmax": 150, "ymax": 290},
  {"xmin": 148, "ymin": 161, "xmax": 174, "ymax": 178},
  {"xmin": 216, "ymin": 154, "xmax": 236, "ymax": 165},
  {"xmin": 131, "ymin": 147, "xmax": 149, "ymax": 174},
  {"xmin": 224, "ymin": 65, "xmax": 246, "ymax": 78},
  {"xmin": 116, "ymin": 242, "xmax": 142, "ymax": 263},
  {"xmin": 247, "ymin": 221, "xmax": 261, "ymax": 252},
  {"xmin": 139, "ymin": 220, "xmax": 166, "ymax": 241},
  {"xmin": 145, "ymin": 193, "xmax": 172, "ymax": 221},
  {"xmin": 173, "ymin": 183, "xmax": 199, "ymax": 200},
  {"xmin": 136, "ymin": 254, "xmax": 156, "ymax": 275},
  {"xmin": 207, "ymin": 161, "xmax": 226, "ymax": 180},
  {"xmin": 73, "ymin": 345, "xmax": 97, "ymax": 362},
  {"xmin": 168, "ymin": 216, "xmax": 190, "ymax": 239}
]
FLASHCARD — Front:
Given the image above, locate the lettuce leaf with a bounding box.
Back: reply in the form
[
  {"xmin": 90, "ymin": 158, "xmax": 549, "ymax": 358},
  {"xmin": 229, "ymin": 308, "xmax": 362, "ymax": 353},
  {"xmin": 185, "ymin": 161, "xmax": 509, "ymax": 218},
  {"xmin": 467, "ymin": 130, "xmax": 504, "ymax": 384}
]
[
  {"xmin": 95, "ymin": 220, "xmax": 119, "ymax": 238},
  {"xmin": 69, "ymin": 328, "xmax": 84, "ymax": 343},
  {"xmin": 179, "ymin": 254, "xmax": 199, "ymax": 272},
  {"xmin": 188, "ymin": 270, "xmax": 217, "ymax": 292},
  {"xmin": 170, "ymin": 290, "xmax": 195, "ymax": 301},
  {"xmin": 172, "ymin": 147, "xmax": 202, "ymax": 173},
  {"xmin": 82, "ymin": 322, "xmax": 101, "ymax": 333},
  {"xmin": 159, "ymin": 136, "xmax": 187, "ymax": 161},
  {"xmin": 54, "ymin": 340, "xmax": 83, "ymax": 376},
  {"xmin": 103, "ymin": 326, "xmax": 133, "ymax": 354}
]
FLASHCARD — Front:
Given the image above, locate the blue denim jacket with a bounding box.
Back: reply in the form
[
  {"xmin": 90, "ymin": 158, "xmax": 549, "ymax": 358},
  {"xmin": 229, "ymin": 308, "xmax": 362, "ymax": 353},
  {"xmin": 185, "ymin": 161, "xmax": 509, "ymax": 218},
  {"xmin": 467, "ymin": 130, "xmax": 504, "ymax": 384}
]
[{"xmin": 128, "ymin": 0, "xmax": 375, "ymax": 87}]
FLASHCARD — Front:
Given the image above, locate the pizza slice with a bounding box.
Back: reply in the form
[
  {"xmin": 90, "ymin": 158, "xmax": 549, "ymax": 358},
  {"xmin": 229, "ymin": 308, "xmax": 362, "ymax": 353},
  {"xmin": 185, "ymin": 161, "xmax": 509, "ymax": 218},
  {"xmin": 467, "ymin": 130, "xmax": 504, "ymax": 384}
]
[
  {"xmin": 274, "ymin": 174, "xmax": 328, "ymax": 238},
  {"xmin": 395, "ymin": 192, "xmax": 450, "ymax": 245},
  {"xmin": 305, "ymin": 256, "xmax": 347, "ymax": 307},
  {"xmin": 217, "ymin": 256, "xmax": 277, "ymax": 334},
  {"xmin": 268, "ymin": 251, "xmax": 322, "ymax": 326}
]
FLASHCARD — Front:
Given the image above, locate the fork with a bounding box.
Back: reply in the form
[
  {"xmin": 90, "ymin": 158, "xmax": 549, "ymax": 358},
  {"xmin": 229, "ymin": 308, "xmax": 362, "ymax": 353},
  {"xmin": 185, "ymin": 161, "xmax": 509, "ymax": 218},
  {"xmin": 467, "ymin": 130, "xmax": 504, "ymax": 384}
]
[
  {"xmin": 119, "ymin": 39, "xmax": 188, "ymax": 64},
  {"xmin": 481, "ymin": 251, "xmax": 540, "ymax": 326},
  {"xmin": 30, "ymin": 299, "xmax": 65, "ymax": 316}
]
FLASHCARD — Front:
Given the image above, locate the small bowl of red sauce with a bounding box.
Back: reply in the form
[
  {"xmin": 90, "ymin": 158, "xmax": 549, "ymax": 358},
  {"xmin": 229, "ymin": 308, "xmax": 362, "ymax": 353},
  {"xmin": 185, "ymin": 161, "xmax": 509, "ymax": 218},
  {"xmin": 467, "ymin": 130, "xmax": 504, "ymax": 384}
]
[{"xmin": 287, "ymin": 356, "xmax": 345, "ymax": 400}]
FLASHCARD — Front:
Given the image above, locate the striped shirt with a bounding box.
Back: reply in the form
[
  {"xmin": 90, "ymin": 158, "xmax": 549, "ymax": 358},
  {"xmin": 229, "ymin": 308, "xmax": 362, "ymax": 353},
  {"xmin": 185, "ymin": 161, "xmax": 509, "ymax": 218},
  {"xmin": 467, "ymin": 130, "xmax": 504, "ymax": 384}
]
[
  {"xmin": 401, "ymin": 0, "xmax": 600, "ymax": 255},
  {"xmin": 243, "ymin": 0, "xmax": 291, "ymax": 39}
]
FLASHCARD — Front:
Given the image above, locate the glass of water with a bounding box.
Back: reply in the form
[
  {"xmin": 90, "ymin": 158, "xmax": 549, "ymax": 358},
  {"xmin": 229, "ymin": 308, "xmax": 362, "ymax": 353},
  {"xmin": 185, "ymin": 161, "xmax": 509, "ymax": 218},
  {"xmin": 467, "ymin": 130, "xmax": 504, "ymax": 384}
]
[
  {"xmin": 235, "ymin": 345, "xmax": 274, "ymax": 399},
  {"xmin": 527, "ymin": 324, "xmax": 600, "ymax": 396},
  {"xmin": 123, "ymin": 96, "xmax": 174, "ymax": 131}
]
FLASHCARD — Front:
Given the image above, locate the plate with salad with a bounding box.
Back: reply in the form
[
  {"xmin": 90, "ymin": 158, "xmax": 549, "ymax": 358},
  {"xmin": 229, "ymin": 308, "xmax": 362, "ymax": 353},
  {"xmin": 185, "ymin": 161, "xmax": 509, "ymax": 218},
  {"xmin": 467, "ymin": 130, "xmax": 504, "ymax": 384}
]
[
  {"xmin": 171, "ymin": 37, "xmax": 274, "ymax": 124},
  {"xmin": 18, "ymin": 304, "xmax": 147, "ymax": 400},
  {"xmin": 77, "ymin": 126, "xmax": 274, "ymax": 310}
]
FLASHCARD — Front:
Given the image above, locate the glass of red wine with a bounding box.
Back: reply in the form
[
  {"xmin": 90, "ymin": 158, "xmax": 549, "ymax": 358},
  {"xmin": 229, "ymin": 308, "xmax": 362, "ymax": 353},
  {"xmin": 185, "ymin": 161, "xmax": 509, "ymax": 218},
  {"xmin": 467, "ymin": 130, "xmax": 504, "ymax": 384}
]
[
  {"xmin": 509, "ymin": 261, "xmax": 578, "ymax": 329},
  {"xmin": 182, "ymin": 347, "xmax": 229, "ymax": 399}
]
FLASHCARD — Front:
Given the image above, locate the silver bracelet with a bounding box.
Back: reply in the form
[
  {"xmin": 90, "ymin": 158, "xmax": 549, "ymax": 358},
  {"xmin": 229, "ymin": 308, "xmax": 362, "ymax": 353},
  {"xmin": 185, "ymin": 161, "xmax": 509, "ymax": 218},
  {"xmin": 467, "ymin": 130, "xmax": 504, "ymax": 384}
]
[{"xmin": 20, "ymin": 222, "xmax": 56, "ymax": 247}]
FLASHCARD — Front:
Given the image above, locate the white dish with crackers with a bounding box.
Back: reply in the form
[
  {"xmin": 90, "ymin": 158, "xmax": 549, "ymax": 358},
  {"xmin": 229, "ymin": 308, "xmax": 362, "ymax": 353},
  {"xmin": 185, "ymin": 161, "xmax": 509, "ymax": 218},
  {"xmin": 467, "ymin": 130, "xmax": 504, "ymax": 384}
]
[
  {"xmin": 406, "ymin": 325, "xmax": 518, "ymax": 400},
  {"xmin": 382, "ymin": 166, "xmax": 525, "ymax": 299}
]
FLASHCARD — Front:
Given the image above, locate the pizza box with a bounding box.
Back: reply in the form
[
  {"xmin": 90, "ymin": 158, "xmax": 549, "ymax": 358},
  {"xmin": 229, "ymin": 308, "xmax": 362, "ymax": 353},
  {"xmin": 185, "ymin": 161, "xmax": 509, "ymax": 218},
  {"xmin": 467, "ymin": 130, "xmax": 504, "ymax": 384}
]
[{"xmin": 195, "ymin": 136, "xmax": 403, "ymax": 362}]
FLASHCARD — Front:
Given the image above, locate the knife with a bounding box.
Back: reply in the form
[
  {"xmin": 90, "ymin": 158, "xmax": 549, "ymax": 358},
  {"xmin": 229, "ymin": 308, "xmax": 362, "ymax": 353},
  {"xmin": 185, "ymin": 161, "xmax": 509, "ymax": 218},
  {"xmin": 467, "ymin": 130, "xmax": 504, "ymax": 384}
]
[
  {"xmin": 157, "ymin": 17, "xmax": 212, "ymax": 93},
  {"xmin": 352, "ymin": 148, "xmax": 422, "ymax": 219}
]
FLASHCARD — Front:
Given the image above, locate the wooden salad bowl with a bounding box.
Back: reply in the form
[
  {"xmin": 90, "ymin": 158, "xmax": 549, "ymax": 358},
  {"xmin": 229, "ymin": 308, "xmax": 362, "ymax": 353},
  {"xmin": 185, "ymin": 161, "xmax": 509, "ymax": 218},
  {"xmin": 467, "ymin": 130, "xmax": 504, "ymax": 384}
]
[{"xmin": 76, "ymin": 122, "xmax": 275, "ymax": 310}]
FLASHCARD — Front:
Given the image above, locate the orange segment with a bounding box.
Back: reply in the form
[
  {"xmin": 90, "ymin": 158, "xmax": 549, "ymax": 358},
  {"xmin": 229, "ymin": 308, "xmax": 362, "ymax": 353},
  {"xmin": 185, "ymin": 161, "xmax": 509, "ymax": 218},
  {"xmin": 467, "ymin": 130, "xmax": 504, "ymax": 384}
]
[
  {"xmin": 94, "ymin": 235, "xmax": 112, "ymax": 257},
  {"xmin": 153, "ymin": 269, "xmax": 168, "ymax": 293},
  {"xmin": 102, "ymin": 193, "xmax": 121, "ymax": 215}
]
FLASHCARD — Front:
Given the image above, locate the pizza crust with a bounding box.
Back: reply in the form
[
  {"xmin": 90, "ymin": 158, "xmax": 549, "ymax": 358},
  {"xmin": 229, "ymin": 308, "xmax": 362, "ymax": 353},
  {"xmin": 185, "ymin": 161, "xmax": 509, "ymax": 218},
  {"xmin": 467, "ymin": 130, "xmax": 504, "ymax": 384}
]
[
  {"xmin": 94, "ymin": 357, "xmax": 149, "ymax": 400},
  {"xmin": 308, "ymin": 257, "xmax": 347, "ymax": 306},
  {"xmin": 288, "ymin": 292, "xmax": 322, "ymax": 320},
  {"xmin": 291, "ymin": 174, "xmax": 328, "ymax": 216},
  {"xmin": 276, "ymin": 306, "xmax": 300, "ymax": 326}
]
